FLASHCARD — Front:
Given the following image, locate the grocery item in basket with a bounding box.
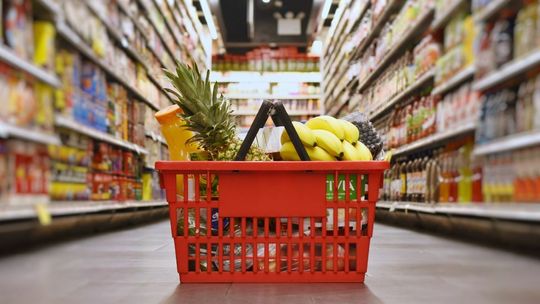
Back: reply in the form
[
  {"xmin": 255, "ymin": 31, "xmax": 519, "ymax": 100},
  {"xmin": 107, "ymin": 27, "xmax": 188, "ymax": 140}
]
[{"xmin": 164, "ymin": 63, "xmax": 269, "ymax": 161}]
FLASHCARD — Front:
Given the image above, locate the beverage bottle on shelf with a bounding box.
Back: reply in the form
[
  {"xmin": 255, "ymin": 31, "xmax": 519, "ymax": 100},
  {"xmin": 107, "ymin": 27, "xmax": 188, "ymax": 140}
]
[
  {"xmin": 400, "ymin": 161, "xmax": 408, "ymax": 201},
  {"xmin": 406, "ymin": 158, "xmax": 415, "ymax": 202},
  {"xmin": 406, "ymin": 104, "xmax": 414, "ymax": 144},
  {"xmin": 471, "ymin": 155, "xmax": 484, "ymax": 203},
  {"xmin": 429, "ymin": 149, "xmax": 441, "ymax": 204},
  {"xmin": 439, "ymin": 153, "xmax": 449, "ymax": 203},
  {"xmin": 392, "ymin": 162, "xmax": 402, "ymax": 201},
  {"xmin": 457, "ymin": 144, "xmax": 473, "ymax": 203},
  {"xmin": 419, "ymin": 155, "xmax": 429, "ymax": 203},
  {"xmin": 492, "ymin": 12, "xmax": 515, "ymax": 69},
  {"xmin": 533, "ymin": 75, "xmax": 540, "ymax": 130},
  {"xmin": 448, "ymin": 151, "xmax": 458, "ymax": 203}
]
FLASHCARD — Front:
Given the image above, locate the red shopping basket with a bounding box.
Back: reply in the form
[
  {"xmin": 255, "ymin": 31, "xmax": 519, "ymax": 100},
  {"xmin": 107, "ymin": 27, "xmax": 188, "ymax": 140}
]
[{"xmin": 156, "ymin": 101, "xmax": 389, "ymax": 282}]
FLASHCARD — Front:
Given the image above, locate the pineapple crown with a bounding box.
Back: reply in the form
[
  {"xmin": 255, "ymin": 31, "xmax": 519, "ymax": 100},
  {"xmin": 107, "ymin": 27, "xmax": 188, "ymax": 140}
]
[{"xmin": 164, "ymin": 62, "xmax": 237, "ymax": 158}]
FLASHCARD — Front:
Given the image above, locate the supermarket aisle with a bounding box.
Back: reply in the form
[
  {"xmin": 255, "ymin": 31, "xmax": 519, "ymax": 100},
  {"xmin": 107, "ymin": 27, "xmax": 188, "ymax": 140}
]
[{"xmin": 0, "ymin": 221, "xmax": 539, "ymax": 304}]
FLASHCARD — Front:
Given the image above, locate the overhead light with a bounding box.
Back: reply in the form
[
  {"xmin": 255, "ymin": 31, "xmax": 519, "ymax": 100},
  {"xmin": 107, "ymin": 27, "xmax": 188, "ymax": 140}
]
[
  {"xmin": 262, "ymin": 0, "xmax": 271, "ymax": 3},
  {"xmin": 199, "ymin": 0, "xmax": 218, "ymax": 40},
  {"xmin": 320, "ymin": 0, "xmax": 332, "ymax": 20},
  {"xmin": 310, "ymin": 40, "xmax": 323, "ymax": 56}
]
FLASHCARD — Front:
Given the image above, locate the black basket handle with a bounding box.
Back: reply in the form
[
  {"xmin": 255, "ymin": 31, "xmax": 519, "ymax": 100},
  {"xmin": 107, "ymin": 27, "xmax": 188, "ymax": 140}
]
[{"xmin": 235, "ymin": 100, "xmax": 310, "ymax": 161}]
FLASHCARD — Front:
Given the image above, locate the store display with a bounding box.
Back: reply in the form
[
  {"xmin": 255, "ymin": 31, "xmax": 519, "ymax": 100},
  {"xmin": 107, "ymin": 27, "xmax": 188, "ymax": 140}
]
[{"xmin": 212, "ymin": 47, "xmax": 319, "ymax": 72}]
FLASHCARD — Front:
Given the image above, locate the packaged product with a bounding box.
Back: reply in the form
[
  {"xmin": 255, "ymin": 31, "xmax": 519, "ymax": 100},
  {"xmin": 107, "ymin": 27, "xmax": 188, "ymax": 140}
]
[{"xmin": 33, "ymin": 21, "xmax": 55, "ymax": 69}]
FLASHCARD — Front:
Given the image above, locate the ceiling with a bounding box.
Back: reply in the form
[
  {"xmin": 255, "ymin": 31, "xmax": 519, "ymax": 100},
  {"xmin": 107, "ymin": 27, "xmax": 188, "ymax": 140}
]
[{"xmin": 192, "ymin": 0, "xmax": 337, "ymax": 54}]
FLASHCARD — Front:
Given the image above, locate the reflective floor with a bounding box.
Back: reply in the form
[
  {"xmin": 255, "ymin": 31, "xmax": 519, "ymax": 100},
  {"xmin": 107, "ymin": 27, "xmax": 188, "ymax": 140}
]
[{"xmin": 1, "ymin": 220, "xmax": 539, "ymax": 304}]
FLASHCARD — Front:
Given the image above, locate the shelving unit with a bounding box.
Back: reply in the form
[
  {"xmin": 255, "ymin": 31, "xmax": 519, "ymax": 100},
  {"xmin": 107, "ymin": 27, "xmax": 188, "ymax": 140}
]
[
  {"xmin": 473, "ymin": 0, "xmax": 512, "ymax": 22},
  {"xmin": 377, "ymin": 201, "xmax": 540, "ymax": 222},
  {"xmin": 0, "ymin": 45, "xmax": 61, "ymax": 88},
  {"xmin": 474, "ymin": 130, "xmax": 540, "ymax": 156},
  {"xmin": 0, "ymin": 122, "xmax": 60, "ymax": 146},
  {"xmin": 393, "ymin": 121, "xmax": 476, "ymax": 156},
  {"xmin": 368, "ymin": 70, "xmax": 435, "ymax": 120},
  {"xmin": 0, "ymin": 0, "xmax": 210, "ymax": 226},
  {"xmin": 474, "ymin": 51, "xmax": 540, "ymax": 92},
  {"xmin": 356, "ymin": 8, "xmax": 434, "ymax": 93},
  {"xmin": 432, "ymin": 66, "xmax": 476, "ymax": 96},
  {"xmin": 431, "ymin": 0, "xmax": 468, "ymax": 31},
  {"xmin": 55, "ymin": 116, "xmax": 149, "ymax": 155},
  {"xmin": 0, "ymin": 200, "xmax": 167, "ymax": 222},
  {"xmin": 211, "ymin": 72, "xmax": 321, "ymax": 83},
  {"xmin": 227, "ymin": 94, "xmax": 321, "ymax": 100}
]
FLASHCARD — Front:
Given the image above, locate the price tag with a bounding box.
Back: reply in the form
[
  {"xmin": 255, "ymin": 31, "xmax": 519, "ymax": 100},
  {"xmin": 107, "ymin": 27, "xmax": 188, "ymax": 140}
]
[{"xmin": 35, "ymin": 203, "xmax": 52, "ymax": 226}]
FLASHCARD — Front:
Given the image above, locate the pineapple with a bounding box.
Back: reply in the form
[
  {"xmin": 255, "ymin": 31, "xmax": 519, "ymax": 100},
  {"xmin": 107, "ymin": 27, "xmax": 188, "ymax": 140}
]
[{"xmin": 164, "ymin": 63, "xmax": 269, "ymax": 161}]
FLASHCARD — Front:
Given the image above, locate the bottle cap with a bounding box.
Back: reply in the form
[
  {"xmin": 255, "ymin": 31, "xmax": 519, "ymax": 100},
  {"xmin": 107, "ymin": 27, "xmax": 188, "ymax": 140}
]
[{"xmin": 155, "ymin": 105, "xmax": 181, "ymax": 124}]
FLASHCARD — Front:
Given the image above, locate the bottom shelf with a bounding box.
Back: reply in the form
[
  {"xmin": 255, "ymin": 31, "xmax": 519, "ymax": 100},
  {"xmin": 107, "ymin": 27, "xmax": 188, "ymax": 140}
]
[
  {"xmin": 0, "ymin": 200, "xmax": 168, "ymax": 222},
  {"xmin": 377, "ymin": 201, "xmax": 540, "ymax": 222}
]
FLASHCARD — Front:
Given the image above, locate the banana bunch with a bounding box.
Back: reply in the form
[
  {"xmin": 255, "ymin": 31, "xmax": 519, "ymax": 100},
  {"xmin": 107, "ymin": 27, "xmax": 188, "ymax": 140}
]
[{"xmin": 280, "ymin": 116, "xmax": 373, "ymax": 161}]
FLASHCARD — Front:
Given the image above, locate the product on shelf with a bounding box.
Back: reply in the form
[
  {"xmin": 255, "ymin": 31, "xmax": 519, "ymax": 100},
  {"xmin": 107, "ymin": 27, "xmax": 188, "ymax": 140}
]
[
  {"xmin": 212, "ymin": 47, "xmax": 320, "ymax": 72},
  {"xmin": 476, "ymin": 73, "xmax": 540, "ymax": 144},
  {"xmin": 2, "ymin": 0, "xmax": 33, "ymax": 60},
  {"xmin": 383, "ymin": 139, "xmax": 481, "ymax": 204},
  {"xmin": 0, "ymin": 62, "xmax": 55, "ymax": 133},
  {"xmin": 0, "ymin": 139, "xmax": 50, "ymax": 205},
  {"xmin": 435, "ymin": 12, "xmax": 475, "ymax": 85}
]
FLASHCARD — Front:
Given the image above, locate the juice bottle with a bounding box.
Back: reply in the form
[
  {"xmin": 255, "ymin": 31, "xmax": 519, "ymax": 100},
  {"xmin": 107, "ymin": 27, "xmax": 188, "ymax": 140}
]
[
  {"xmin": 471, "ymin": 156, "xmax": 484, "ymax": 203},
  {"xmin": 448, "ymin": 151, "xmax": 458, "ymax": 203},
  {"xmin": 439, "ymin": 153, "xmax": 450, "ymax": 203},
  {"xmin": 155, "ymin": 105, "xmax": 198, "ymax": 195},
  {"xmin": 457, "ymin": 144, "xmax": 473, "ymax": 203}
]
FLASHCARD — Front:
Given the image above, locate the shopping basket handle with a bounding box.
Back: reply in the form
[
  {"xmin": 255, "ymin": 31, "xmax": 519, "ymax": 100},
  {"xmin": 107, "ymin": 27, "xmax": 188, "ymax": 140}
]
[{"xmin": 234, "ymin": 100, "xmax": 310, "ymax": 161}]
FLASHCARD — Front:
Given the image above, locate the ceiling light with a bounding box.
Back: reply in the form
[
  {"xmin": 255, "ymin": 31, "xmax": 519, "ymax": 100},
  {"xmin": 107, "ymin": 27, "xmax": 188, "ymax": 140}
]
[
  {"xmin": 199, "ymin": 0, "xmax": 218, "ymax": 40},
  {"xmin": 262, "ymin": 0, "xmax": 271, "ymax": 3},
  {"xmin": 320, "ymin": 0, "xmax": 332, "ymax": 19},
  {"xmin": 310, "ymin": 40, "xmax": 323, "ymax": 56}
]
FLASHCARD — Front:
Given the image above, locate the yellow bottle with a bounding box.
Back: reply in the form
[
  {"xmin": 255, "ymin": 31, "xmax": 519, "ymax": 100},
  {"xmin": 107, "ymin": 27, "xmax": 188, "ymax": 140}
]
[{"xmin": 155, "ymin": 105, "xmax": 198, "ymax": 195}]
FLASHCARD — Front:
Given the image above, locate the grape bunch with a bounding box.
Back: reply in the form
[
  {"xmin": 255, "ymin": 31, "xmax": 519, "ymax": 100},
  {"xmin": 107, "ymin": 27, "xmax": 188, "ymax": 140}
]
[{"xmin": 341, "ymin": 112, "xmax": 384, "ymax": 157}]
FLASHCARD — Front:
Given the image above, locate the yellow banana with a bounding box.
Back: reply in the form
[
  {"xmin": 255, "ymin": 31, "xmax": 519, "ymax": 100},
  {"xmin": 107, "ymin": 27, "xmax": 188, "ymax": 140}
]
[
  {"xmin": 280, "ymin": 121, "xmax": 316, "ymax": 147},
  {"xmin": 312, "ymin": 129, "xmax": 343, "ymax": 157},
  {"xmin": 338, "ymin": 119, "xmax": 359, "ymax": 144},
  {"xmin": 279, "ymin": 141, "xmax": 301, "ymax": 161},
  {"xmin": 342, "ymin": 140, "xmax": 363, "ymax": 160},
  {"xmin": 307, "ymin": 146, "xmax": 336, "ymax": 161},
  {"xmin": 354, "ymin": 142, "xmax": 373, "ymax": 161},
  {"xmin": 306, "ymin": 116, "xmax": 345, "ymax": 140}
]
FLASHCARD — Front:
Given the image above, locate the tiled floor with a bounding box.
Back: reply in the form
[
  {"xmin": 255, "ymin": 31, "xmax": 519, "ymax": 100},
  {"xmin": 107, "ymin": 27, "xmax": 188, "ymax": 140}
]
[{"xmin": 1, "ymin": 220, "xmax": 539, "ymax": 304}]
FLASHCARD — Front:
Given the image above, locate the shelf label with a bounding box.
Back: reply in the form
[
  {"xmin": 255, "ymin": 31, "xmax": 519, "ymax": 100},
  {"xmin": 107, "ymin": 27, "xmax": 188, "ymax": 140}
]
[{"xmin": 35, "ymin": 203, "xmax": 52, "ymax": 226}]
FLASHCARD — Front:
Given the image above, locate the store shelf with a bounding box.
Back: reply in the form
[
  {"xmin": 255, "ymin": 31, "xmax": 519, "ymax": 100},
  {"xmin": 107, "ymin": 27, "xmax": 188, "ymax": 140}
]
[
  {"xmin": 136, "ymin": 0, "xmax": 177, "ymax": 61},
  {"xmin": 55, "ymin": 116, "xmax": 148, "ymax": 155},
  {"xmin": 210, "ymin": 72, "xmax": 322, "ymax": 83},
  {"xmin": 233, "ymin": 109, "xmax": 321, "ymax": 116},
  {"xmin": 369, "ymin": 70, "xmax": 435, "ymax": 121},
  {"xmin": 0, "ymin": 200, "xmax": 167, "ymax": 222},
  {"xmin": 473, "ymin": 130, "xmax": 540, "ymax": 156},
  {"xmin": 393, "ymin": 121, "xmax": 476, "ymax": 156},
  {"xmin": 0, "ymin": 45, "xmax": 61, "ymax": 88},
  {"xmin": 352, "ymin": 0, "xmax": 403, "ymax": 59},
  {"xmin": 377, "ymin": 201, "xmax": 540, "ymax": 222},
  {"xmin": 227, "ymin": 94, "xmax": 320, "ymax": 100},
  {"xmin": 56, "ymin": 21, "xmax": 160, "ymax": 111},
  {"xmin": 0, "ymin": 122, "xmax": 60, "ymax": 145},
  {"xmin": 431, "ymin": 0, "xmax": 467, "ymax": 31},
  {"xmin": 35, "ymin": 0, "xmax": 62, "ymax": 17},
  {"xmin": 89, "ymin": 2, "xmax": 149, "ymax": 68},
  {"xmin": 357, "ymin": 8, "xmax": 434, "ymax": 93},
  {"xmin": 473, "ymin": 0, "xmax": 512, "ymax": 22},
  {"xmin": 432, "ymin": 66, "xmax": 475, "ymax": 96},
  {"xmin": 474, "ymin": 51, "xmax": 540, "ymax": 92},
  {"xmin": 145, "ymin": 131, "xmax": 167, "ymax": 146}
]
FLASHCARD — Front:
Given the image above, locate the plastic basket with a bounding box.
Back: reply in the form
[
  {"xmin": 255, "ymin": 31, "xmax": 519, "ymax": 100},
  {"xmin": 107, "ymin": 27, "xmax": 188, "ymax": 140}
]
[{"xmin": 157, "ymin": 161, "xmax": 388, "ymax": 282}]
